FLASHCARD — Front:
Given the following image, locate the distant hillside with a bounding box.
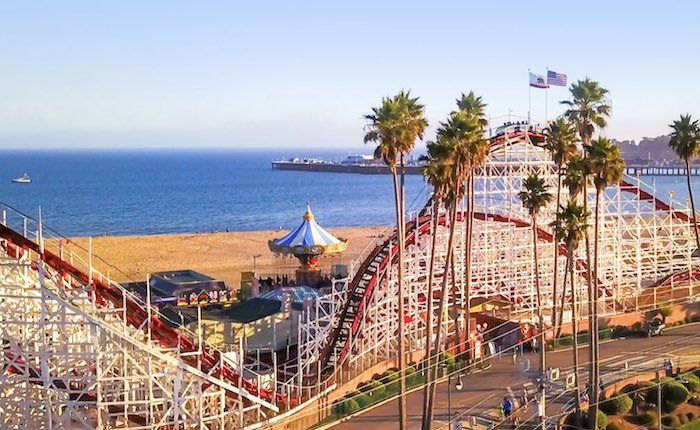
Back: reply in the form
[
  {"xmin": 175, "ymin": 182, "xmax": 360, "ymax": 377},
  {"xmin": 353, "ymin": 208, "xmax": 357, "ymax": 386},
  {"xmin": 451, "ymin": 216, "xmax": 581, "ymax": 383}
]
[{"xmin": 613, "ymin": 135, "xmax": 697, "ymax": 165}]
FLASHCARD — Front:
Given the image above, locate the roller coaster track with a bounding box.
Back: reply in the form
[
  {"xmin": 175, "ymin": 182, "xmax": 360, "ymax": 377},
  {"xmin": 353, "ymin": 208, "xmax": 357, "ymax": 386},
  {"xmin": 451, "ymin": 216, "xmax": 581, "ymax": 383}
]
[
  {"xmin": 317, "ymin": 132, "xmax": 697, "ymax": 373},
  {"xmin": 0, "ymin": 220, "xmax": 286, "ymax": 411}
]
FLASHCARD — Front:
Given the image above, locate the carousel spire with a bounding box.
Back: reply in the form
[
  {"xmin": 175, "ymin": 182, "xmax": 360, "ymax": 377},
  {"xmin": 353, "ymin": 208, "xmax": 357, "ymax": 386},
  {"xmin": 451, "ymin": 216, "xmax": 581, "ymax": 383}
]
[{"xmin": 269, "ymin": 204, "xmax": 347, "ymax": 286}]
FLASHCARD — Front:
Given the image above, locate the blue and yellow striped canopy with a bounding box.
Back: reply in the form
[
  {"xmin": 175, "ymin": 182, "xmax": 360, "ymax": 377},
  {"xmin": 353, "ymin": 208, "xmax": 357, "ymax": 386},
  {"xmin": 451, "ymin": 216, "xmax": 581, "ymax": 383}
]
[{"xmin": 269, "ymin": 205, "xmax": 347, "ymax": 256}]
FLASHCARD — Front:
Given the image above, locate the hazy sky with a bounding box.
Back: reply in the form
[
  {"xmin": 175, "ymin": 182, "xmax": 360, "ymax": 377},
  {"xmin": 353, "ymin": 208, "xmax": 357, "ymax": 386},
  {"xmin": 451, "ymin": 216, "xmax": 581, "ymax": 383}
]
[{"xmin": 1, "ymin": 1, "xmax": 698, "ymax": 151}]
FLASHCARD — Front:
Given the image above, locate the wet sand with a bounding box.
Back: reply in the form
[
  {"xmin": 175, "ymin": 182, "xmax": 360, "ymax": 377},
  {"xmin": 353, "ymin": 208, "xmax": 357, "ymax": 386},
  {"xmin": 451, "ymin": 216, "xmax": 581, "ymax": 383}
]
[{"xmin": 69, "ymin": 226, "xmax": 385, "ymax": 288}]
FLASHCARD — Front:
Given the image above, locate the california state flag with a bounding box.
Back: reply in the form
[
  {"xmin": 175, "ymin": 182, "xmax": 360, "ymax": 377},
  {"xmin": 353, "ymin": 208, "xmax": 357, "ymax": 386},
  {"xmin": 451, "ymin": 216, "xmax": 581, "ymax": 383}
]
[{"xmin": 529, "ymin": 72, "xmax": 548, "ymax": 89}]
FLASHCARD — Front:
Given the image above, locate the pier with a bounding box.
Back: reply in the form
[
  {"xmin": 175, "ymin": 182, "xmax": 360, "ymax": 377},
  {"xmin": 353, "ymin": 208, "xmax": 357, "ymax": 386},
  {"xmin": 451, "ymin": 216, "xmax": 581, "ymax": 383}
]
[{"xmin": 625, "ymin": 165, "xmax": 700, "ymax": 176}]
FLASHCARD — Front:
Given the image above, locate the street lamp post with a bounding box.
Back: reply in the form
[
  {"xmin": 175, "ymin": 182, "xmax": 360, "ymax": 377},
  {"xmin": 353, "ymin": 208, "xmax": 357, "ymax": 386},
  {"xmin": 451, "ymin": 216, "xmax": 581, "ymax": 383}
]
[{"xmin": 446, "ymin": 367, "xmax": 464, "ymax": 427}]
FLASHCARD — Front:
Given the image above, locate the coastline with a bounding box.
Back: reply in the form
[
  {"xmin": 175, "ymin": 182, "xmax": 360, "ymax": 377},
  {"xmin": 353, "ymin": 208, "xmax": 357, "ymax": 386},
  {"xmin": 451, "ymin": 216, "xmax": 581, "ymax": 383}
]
[{"xmin": 69, "ymin": 226, "xmax": 384, "ymax": 289}]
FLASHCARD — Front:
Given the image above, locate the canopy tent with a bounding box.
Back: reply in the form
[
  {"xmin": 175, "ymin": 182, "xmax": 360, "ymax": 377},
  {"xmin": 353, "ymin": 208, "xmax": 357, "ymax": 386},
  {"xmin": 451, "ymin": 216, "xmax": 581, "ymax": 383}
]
[{"xmin": 269, "ymin": 204, "xmax": 346, "ymax": 256}]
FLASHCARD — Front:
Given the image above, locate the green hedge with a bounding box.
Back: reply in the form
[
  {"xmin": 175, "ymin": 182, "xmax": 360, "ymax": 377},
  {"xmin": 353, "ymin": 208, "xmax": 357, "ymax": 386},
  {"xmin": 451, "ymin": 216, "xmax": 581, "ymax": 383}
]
[
  {"xmin": 600, "ymin": 393, "xmax": 633, "ymax": 415},
  {"xmin": 662, "ymin": 378, "xmax": 690, "ymax": 405},
  {"xmin": 684, "ymin": 374, "xmax": 700, "ymax": 392},
  {"xmin": 565, "ymin": 410, "xmax": 607, "ymax": 430}
]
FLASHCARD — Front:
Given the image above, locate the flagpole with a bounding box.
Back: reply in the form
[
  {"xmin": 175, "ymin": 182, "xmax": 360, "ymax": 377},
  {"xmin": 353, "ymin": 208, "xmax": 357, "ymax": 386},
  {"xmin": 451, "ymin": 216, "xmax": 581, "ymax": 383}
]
[
  {"xmin": 528, "ymin": 68, "xmax": 532, "ymax": 123},
  {"xmin": 545, "ymin": 67, "xmax": 549, "ymax": 126}
]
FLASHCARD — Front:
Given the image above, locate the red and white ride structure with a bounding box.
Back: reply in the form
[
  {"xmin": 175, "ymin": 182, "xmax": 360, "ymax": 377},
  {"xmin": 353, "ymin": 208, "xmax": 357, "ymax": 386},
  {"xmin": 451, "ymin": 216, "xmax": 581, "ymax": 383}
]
[{"xmin": 1, "ymin": 123, "xmax": 698, "ymax": 429}]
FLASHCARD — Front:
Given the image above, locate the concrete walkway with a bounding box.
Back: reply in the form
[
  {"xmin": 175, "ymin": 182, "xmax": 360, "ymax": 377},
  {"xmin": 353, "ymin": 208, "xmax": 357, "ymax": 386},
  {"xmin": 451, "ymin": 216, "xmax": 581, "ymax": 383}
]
[{"xmin": 333, "ymin": 324, "xmax": 700, "ymax": 430}]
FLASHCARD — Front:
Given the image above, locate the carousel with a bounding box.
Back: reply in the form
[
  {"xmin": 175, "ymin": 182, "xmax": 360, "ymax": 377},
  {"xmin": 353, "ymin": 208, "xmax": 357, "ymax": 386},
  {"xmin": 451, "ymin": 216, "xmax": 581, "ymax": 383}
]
[{"xmin": 269, "ymin": 204, "xmax": 347, "ymax": 287}]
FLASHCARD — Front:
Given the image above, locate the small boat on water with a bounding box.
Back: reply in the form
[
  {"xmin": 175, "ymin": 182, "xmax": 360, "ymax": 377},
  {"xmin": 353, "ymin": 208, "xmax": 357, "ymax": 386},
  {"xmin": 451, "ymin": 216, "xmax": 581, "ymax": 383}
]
[{"xmin": 12, "ymin": 173, "xmax": 31, "ymax": 184}]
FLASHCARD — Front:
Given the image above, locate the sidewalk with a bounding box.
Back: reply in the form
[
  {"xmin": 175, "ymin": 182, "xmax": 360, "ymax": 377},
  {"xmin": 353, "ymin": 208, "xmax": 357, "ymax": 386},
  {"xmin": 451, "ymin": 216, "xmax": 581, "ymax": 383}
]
[{"xmin": 333, "ymin": 323, "xmax": 700, "ymax": 430}]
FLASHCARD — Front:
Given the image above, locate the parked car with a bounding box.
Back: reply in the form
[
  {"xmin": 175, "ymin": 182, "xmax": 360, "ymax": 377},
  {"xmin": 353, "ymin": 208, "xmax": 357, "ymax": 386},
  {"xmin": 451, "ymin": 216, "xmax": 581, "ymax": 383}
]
[{"xmin": 641, "ymin": 318, "xmax": 665, "ymax": 337}]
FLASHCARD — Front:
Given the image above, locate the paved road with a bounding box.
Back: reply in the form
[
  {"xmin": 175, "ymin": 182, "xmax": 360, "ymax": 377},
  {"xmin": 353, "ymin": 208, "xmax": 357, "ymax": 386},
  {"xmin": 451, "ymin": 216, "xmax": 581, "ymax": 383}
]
[{"xmin": 333, "ymin": 323, "xmax": 700, "ymax": 430}]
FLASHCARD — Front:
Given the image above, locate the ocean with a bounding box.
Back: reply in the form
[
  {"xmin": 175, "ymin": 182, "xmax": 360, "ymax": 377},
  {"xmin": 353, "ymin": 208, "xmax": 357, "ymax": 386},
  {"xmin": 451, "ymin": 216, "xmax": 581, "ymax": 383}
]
[{"xmin": 0, "ymin": 149, "xmax": 694, "ymax": 237}]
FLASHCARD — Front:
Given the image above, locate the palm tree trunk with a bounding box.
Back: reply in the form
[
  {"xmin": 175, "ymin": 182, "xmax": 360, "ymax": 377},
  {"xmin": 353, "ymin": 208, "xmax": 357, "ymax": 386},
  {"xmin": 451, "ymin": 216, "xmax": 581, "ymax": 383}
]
[
  {"xmin": 582, "ymin": 182, "xmax": 594, "ymax": 398},
  {"xmin": 552, "ymin": 170, "xmax": 562, "ymax": 334},
  {"xmin": 466, "ymin": 175, "xmax": 475, "ymax": 352},
  {"xmin": 685, "ymin": 158, "xmax": 700, "ymax": 251},
  {"xmin": 391, "ymin": 168, "xmax": 407, "ymax": 430},
  {"xmin": 532, "ymin": 217, "xmax": 546, "ymax": 430},
  {"xmin": 421, "ymin": 201, "xmax": 440, "ymax": 429},
  {"xmin": 555, "ymin": 244, "xmax": 569, "ymax": 339},
  {"xmin": 589, "ymin": 191, "xmax": 601, "ymax": 428},
  {"xmin": 570, "ymin": 247, "xmax": 581, "ymax": 411},
  {"xmin": 425, "ymin": 200, "xmax": 458, "ymax": 429}
]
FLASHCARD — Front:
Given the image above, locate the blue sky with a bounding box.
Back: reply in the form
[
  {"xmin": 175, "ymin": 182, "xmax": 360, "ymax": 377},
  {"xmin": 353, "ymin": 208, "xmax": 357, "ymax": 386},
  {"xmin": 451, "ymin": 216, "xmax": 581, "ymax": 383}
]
[{"xmin": 0, "ymin": 1, "xmax": 698, "ymax": 151}]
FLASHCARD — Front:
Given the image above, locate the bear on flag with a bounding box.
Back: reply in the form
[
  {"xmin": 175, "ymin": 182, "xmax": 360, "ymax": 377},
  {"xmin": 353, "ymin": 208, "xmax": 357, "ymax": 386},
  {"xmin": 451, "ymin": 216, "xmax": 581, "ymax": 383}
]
[{"xmin": 529, "ymin": 72, "xmax": 548, "ymax": 89}]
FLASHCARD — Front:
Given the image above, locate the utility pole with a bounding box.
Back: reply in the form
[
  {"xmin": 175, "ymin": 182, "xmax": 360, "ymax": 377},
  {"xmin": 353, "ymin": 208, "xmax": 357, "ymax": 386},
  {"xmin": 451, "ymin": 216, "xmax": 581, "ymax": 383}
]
[{"xmin": 656, "ymin": 370, "xmax": 662, "ymax": 430}]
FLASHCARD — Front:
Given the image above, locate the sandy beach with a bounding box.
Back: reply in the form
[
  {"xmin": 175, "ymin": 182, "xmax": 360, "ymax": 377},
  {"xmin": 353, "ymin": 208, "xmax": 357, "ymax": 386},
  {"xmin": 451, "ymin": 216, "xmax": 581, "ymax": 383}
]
[{"xmin": 69, "ymin": 226, "xmax": 385, "ymax": 289}]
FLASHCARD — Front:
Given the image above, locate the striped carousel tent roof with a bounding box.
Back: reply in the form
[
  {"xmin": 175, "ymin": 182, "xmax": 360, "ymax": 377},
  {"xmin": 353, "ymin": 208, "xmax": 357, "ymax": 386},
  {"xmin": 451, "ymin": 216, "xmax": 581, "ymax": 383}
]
[{"xmin": 269, "ymin": 204, "xmax": 347, "ymax": 255}]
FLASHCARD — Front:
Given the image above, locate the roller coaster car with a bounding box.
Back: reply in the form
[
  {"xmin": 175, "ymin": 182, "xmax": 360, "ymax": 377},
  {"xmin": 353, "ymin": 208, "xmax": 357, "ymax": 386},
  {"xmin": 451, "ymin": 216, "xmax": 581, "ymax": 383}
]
[{"xmin": 641, "ymin": 318, "xmax": 665, "ymax": 337}]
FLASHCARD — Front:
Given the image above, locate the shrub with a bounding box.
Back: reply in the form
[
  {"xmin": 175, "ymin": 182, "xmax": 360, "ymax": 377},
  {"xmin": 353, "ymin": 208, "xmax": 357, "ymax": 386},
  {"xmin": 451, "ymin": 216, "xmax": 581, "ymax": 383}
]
[
  {"xmin": 684, "ymin": 374, "xmax": 700, "ymax": 392},
  {"xmin": 658, "ymin": 306, "xmax": 673, "ymax": 319},
  {"xmin": 662, "ymin": 415, "xmax": 681, "ymax": 427},
  {"xmin": 663, "ymin": 399, "xmax": 679, "ymax": 413},
  {"xmin": 622, "ymin": 381, "xmax": 656, "ymax": 403},
  {"xmin": 565, "ymin": 410, "xmax": 607, "ymax": 430},
  {"xmin": 354, "ymin": 391, "xmax": 372, "ymax": 409},
  {"xmin": 599, "ymin": 328, "xmax": 613, "ymax": 340},
  {"xmin": 440, "ymin": 351, "xmax": 456, "ymax": 366},
  {"xmin": 405, "ymin": 366, "xmax": 421, "ymax": 387},
  {"xmin": 628, "ymin": 412, "xmax": 656, "ymax": 426},
  {"xmin": 367, "ymin": 380, "xmax": 386, "ymax": 399},
  {"xmin": 381, "ymin": 370, "xmax": 400, "ymax": 394},
  {"xmin": 601, "ymin": 393, "xmax": 633, "ymax": 415},
  {"xmin": 662, "ymin": 378, "xmax": 690, "ymax": 405},
  {"xmin": 332, "ymin": 397, "xmax": 360, "ymax": 417},
  {"xmin": 631, "ymin": 322, "xmax": 642, "ymax": 334}
]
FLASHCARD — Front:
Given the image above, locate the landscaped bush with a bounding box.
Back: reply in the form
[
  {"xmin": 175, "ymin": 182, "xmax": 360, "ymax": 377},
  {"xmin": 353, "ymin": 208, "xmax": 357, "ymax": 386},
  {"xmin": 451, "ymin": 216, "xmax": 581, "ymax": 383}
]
[
  {"xmin": 622, "ymin": 381, "xmax": 656, "ymax": 403},
  {"xmin": 600, "ymin": 392, "xmax": 633, "ymax": 415},
  {"xmin": 663, "ymin": 399, "xmax": 679, "ymax": 413},
  {"xmin": 662, "ymin": 414, "xmax": 681, "ymax": 427},
  {"xmin": 405, "ymin": 366, "xmax": 421, "ymax": 387},
  {"xmin": 565, "ymin": 410, "xmax": 606, "ymax": 430},
  {"xmin": 354, "ymin": 391, "xmax": 372, "ymax": 408},
  {"xmin": 684, "ymin": 374, "xmax": 700, "ymax": 392},
  {"xmin": 631, "ymin": 322, "xmax": 642, "ymax": 334},
  {"xmin": 332, "ymin": 397, "xmax": 361, "ymax": 417},
  {"xmin": 439, "ymin": 351, "xmax": 456, "ymax": 366},
  {"xmin": 368, "ymin": 380, "xmax": 386, "ymax": 399},
  {"xmin": 599, "ymin": 328, "xmax": 613, "ymax": 340},
  {"xmin": 663, "ymin": 378, "xmax": 690, "ymax": 405},
  {"xmin": 628, "ymin": 412, "xmax": 656, "ymax": 426},
  {"xmin": 381, "ymin": 370, "xmax": 400, "ymax": 394},
  {"xmin": 557, "ymin": 335, "xmax": 573, "ymax": 346}
]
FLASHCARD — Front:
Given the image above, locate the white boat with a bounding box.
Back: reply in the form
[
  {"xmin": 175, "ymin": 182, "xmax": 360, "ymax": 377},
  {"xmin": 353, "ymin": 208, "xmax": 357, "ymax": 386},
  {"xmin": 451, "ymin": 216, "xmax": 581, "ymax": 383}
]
[{"xmin": 12, "ymin": 173, "xmax": 31, "ymax": 184}]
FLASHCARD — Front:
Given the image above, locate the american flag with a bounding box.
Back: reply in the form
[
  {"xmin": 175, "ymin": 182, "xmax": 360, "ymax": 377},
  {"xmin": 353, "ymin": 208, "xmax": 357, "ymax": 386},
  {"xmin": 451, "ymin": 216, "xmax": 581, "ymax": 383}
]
[{"xmin": 547, "ymin": 70, "xmax": 567, "ymax": 86}]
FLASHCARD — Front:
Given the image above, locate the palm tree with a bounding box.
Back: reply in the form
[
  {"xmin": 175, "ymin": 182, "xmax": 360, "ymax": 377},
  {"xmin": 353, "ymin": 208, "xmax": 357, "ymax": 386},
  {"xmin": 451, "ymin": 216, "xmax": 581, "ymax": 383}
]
[
  {"xmin": 562, "ymin": 78, "xmax": 611, "ymax": 429},
  {"xmin": 551, "ymin": 201, "xmax": 590, "ymax": 411},
  {"xmin": 455, "ymin": 91, "xmax": 489, "ymax": 369},
  {"xmin": 457, "ymin": 91, "xmax": 488, "ymax": 127},
  {"xmin": 669, "ymin": 114, "xmax": 700, "ymax": 251},
  {"xmin": 586, "ymin": 136, "xmax": 625, "ymax": 424},
  {"xmin": 420, "ymin": 155, "xmax": 451, "ymax": 429},
  {"xmin": 519, "ymin": 174, "xmax": 553, "ymax": 429},
  {"xmin": 422, "ymin": 108, "xmax": 488, "ymax": 430},
  {"xmin": 365, "ymin": 91, "xmax": 428, "ymax": 429},
  {"xmin": 545, "ymin": 117, "xmax": 578, "ymax": 333},
  {"xmin": 561, "ymin": 78, "xmax": 611, "ymax": 148}
]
